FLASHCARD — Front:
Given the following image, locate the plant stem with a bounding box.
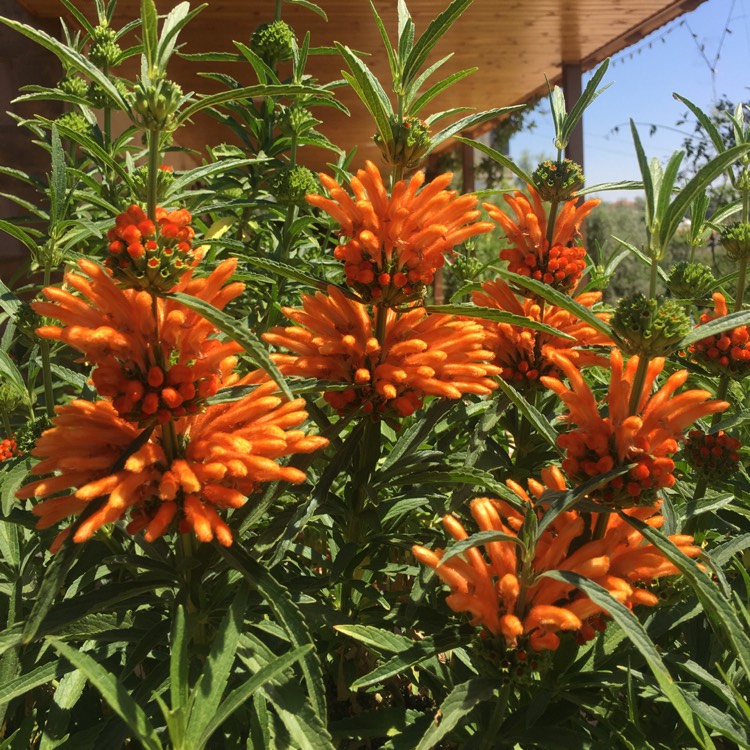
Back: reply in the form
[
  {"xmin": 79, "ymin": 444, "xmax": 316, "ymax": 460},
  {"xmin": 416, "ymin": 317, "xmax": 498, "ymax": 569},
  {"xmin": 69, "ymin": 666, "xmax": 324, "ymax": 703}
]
[
  {"xmin": 40, "ymin": 262, "xmax": 55, "ymax": 418},
  {"xmin": 1, "ymin": 410, "xmax": 11, "ymax": 436},
  {"xmin": 627, "ymin": 354, "xmax": 649, "ymax": 416},
  {"xmin": 648, "ymin": 252, "xmax": 659, "ymax": 298},
  {"xmin": 146, "ymin": 128, "xmax": 160, "ymax": 222},
  {"xmin": 479, "ymin": 683, "xmax": 512, "ymax": 750},
  {"xmin": 592, "ymin": 510, "xmax": 610, "ymax": 541}
]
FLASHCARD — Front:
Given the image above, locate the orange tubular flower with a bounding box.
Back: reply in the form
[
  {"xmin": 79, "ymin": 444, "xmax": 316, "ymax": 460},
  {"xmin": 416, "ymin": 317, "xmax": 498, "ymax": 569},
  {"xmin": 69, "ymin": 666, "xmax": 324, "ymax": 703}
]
[
  {"xmin": 264, "ymin": 286, "xmax": 501, "ymax": 418},
  {"xmin": 483, "ymin": 187, "xmax": 599, "ymax": 292},
  {"xmin": 689, "ymin": 292, "xmax": 750, "ymax": 377},
  {"xmin": 413, "ymin": 467, "xmax": 701, "ymax": 652},
  {"xmin": 33, "ymin": 258, "xmax": 243, "ymax": 424},
  {"xmin": 0, "ymin": 437, "xmax": 17, "ymax": 461},
  {"xmin": 541, "ymin": 349, "xmax": 729, "ymax": 507},
  {"xmin": 307, "ymin": 161, "xmax": 493, "ymax": 304},
  {"xmin": 18, "ymin": 375, "xmax": 328, "ymax": 551},
  {"xmin": 106, "ymin": 204, "xmax": 197, "ymax": 291},
  {"xmin": 472, "ymin": 278, "xmax": 611, "ymax": 385}
]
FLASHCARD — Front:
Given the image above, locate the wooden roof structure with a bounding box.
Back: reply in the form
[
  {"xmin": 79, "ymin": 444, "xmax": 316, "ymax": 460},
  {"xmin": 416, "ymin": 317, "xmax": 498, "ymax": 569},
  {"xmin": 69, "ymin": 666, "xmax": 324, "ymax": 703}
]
[{"xmin": 16, "ymin": 0, "xmax": 706, "ymax": 170}]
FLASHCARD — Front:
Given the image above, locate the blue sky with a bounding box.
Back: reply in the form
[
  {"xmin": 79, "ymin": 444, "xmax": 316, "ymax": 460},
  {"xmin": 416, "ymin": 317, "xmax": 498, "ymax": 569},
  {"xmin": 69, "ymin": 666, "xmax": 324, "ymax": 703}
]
[{"xmin": 508, "ymin": 0, "xmax": 750, "ymax": 201}]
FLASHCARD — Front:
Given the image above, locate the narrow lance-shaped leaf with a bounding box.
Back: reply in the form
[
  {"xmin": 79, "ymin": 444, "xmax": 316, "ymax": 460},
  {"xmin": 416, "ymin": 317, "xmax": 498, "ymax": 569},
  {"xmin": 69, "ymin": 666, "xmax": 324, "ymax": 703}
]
[
  {"xmin": 678, "ymin": 309, "xmax": 750, "ymax": 348},
  {"xmin": 455, "ymin": 136, "xmax": 533, "ymax": 187},
  {"xmin": 48, "ymin": 639, "xmax": 163, "ymax": 750},
  {"xmin": 560, "ymin": 59, "xmax": 611, "ymax": 147},
  {"xmin": 169, "ymin": 292, "xmax": 293, "ymax": 401},
  {"xmin": 542, "ymin": 570, "xmax": 713, "ymax": 749},
  {"xmin": 673, "ymin": 93, "xmax": 727, "ymax": 155}
]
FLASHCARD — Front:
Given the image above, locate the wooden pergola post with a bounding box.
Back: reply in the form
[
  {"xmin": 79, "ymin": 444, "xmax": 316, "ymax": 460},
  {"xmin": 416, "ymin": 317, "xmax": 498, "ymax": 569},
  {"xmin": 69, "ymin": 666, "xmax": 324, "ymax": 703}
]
[{"xmin": 562, "ymin": 62, "xmax": 584, "ymax": 171}]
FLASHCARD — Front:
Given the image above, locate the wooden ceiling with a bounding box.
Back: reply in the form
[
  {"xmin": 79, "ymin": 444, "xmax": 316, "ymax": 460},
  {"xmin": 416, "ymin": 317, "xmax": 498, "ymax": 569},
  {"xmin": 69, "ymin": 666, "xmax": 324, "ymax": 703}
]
[{"xmin": 18, "ymin": 0, "xmax": 705, "ymax": 170}]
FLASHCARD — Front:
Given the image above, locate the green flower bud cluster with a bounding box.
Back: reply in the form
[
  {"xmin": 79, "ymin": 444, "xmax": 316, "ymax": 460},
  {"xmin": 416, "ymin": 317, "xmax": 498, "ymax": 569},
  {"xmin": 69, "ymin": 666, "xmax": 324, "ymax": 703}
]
[
  {"xmin": 271, "ymin": 166, "xmax": 318, "ymax": 205},
  {"xmin": 373, "ymin": 116, "xmax": 431, "ymax": 170},
  {"xmin": 132, "ymin": 79, "xmax": 183, "ymax": 131},
  {"xmin": 88, "ymin": 78, "xmax": 129, "ymax": 109},
  {"xmin": 532, "ymin": 158, "xmax": 584, "ymax": 202},
  {"xmin": 612, "ymin": 293, "xmax": 691, "ymax": 357},
  {"xmin": 250, "ymin": 21, "xmax": 295, "ymax": 65},
  {"xmin": 89, "ymin": 25, "xmax": 121, "ymax": 68},
  {"xmin": 0, "ymin": 383, "xmax": 24, "ymax": 414},
  {"xmin": 667, "ymin": 261, "xmax": 716, "ymax": 300},
  {"xmin": 470, "ymin": 633, "xmax": 551, "ymax": 684},
  {"xmin": 131, "ymin": 164, "xmax": 175, "ymax": 204},
  {"xmin": 55, "ymin": 111, "xmax": 93, "ymax": 137},
  {"xmin": 15, "ymin": 300, "xmax": 42, "ymax": 341},
  {"xmin": 277, "ymin": 104, "xmax": 318, "ymax": 138},
  {"xmin": 58, "ymin": 75, "xmax": 88, "ymax": 98},
  {"xmin": 15, "ymin": 415, "xmax": 49, "ymax": 454},
  {"xmin": 720, "ymin": 222, "xmax": 750, "ymax": 262}
]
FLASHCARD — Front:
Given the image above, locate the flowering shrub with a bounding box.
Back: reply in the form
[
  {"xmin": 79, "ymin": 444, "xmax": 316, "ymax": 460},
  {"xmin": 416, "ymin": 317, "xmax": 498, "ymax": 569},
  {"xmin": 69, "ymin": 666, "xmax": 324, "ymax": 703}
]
[{"xmin": 0, "ymin": 1, "xmax": 749, "ymax": 748}]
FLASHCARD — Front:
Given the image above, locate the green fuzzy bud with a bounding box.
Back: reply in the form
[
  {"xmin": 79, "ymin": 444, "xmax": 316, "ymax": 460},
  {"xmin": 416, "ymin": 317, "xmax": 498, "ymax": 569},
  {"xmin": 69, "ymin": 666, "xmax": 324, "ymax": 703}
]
[
  {"xmin": 612, "ymin": 293, "xmax": 691, "ymax": 357},
  {"xmin": 15, "ymin": 415, "xmax": 49, "ymax": 454},
  {"xmin": 0, "ymin": 384, "xmax": 24, "ymax": 414},
  {"xmin": 59, "ymin": 75, "xmax": 88, "ymax": 98},
  {"xmin": 720, "ymin": 222, "xmax": 750, "ymax": 262},
  {"xmin": 55, "ymin": 112, "xmax": 93, "ymax": 137},
  {"xmin": 271, "ymin": 166, "xmax": 318, "ymax": 205},
  {"xmin": 250, "ymin": 21, "xmax": 295, "ymax": 65},
  {"xmin": 132, "ymin": 79, "xmax": 183, "ymax": 131},
  {"xmin": 87, "ymin": 78, "xmax": 129, "ymax": 109},
  {"xmin": 532, "ymin": 158, "xmax": 584, "ymax": 202},
  {"xmin": 667, "ymin": 261, "xmax": 716, "ymax": 300},
  {"xmin": 131, "ymin": 164, "xmax": 175, "ymax": 204},
  {"xmin": 276, "ymin": 104, "xmax": 318, "ymax": 137},
  {"xmin": 89, "ymin": 25, "xmax": 121, "ymax": 68},
  {"xmin": 373, "ymin": 116, "xmax": 431, "ymax": 170},
  {"xmin": 15, "ymin": 300, "xmax": 42, "ymax": 341}
]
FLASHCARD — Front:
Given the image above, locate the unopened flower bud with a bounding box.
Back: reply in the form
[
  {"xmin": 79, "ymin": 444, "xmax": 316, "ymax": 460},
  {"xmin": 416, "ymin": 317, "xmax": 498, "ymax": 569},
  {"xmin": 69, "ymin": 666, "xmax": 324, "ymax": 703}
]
[
  {"xmin": 532, "ymin": 159, "xmax": 584, "ymax": 202},
  {"xmin": 667, "ymin": 261, "xmax": 716, "ymax": 300},
  {"xmin": 58, "ymin": 75, "xmax": 88, "ymax": 98},
  {"xmin": 720, "ymin": 222, "xmax": 750, "ymax": 262},
  {"xmin": 271, "ymin": 166, "xmax": 318, "ymax": 205},
  {"xmin": 373, "ymin": 116, "xmax": 431, "ymax": 170},
  {"xmin": 250, "ymin": 20, "xmax": 295, "ymax": 65},
  {"xmin": 89, "ymin": 25, "xmax": 121, "ymax": 68},
  {"xmin": 612, "ymin": 293, "xmax": 691, "ymax": 357}
]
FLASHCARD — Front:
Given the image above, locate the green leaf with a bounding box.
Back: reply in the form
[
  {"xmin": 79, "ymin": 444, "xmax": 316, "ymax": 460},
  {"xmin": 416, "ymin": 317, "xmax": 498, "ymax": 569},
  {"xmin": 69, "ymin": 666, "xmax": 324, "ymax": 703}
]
[
  {"xmin": 140, "ymin": 0, "xmax": 159, "ymax": 73},
  {"xmin": 630, "ymin": 121, "xmax": 655, "ymax": 227},
  {"xmin": 457, "ymin": 135, "xmax": 533, "ymax": 185},
  {"xmin": 659, "ymin": 143, "xmax": 750, "ymax": 249},
  {"xmin": 1, "ymin": 460, "xmax": 31, "ymax": 517},
  {"xmin": 679, "ymin": 309, "xmax": 750, "ymax": 348},
  {"xmin": 673, "ymin": 94, "xmax": 727, "ymax": 155},
  {"xmin": 542, "ymin": 570, "xmax": 712, "ymax": 749},
  {"xmin": 403, "ymin": 0, "xmax": 472, "ymax": 84},
  {"xmin": 611, "ymin": 236, "xmax": 670, "ymax": 284},
  {"xmin": 200, "ymin": 645, "xmax": 313, "ymax": 747},
  {"xmin": 0, "ymin": 17, "xmax": 129, "ymax": 110},
  {"xmin": 431, "ymin": 107, "xmax": 523, "ymax": 150},
  {"xmin": 655, "ymin": 149, "xmax": 684, "ymax": 217},
  {"xmin": 410, "ymin": 67, "xmax": 476, "ymax": 116},
  {"xmin": 0, "ymin": 350, "xmax": 26, "ymax": 402},
  {"xmin": 621, "ymin": 514, "xmax": 750, "ymax": 678},
  {"xmin": 156, "ymin": 3, "xmax": 205, "ymax": 74},
  {"xmin": 185, "ymin": 589, "xmax": 248, "ymax": 747},
  {"xmin": 169, "ymin": 292, "xmax": 292, "ymax": 400},
  {"xmin": 576, "ymin": 180, "xmax": 642, "ymax": 196},
  {"xmin": 425, "ymin": 304, "xmax": 576, "ymax": 340},
  {"xmin": 0, "ymin": 660, "xmax": 69, "ymax": 706},
  {"xmin": 560, "ymin": 59, "xmax": 611, "ymax": 148},
  {"xmin": 48, "ymin": 639, "xmax": 162, "ymax": 750},
  {"xmin": 415, "ymin": 678, "xmax": 497, "ymax": 750},
  {"xmin": 336, "ymin": 44, "xmax": 393, "ymax": 140},
  {"xmin": 49, "ymin": 125, "xmax": 67, "ymax": 227},
  {"xmin": 286, "ymin": 0, "xmax": 328, "ymax": 20},
  {"xmin": 244, "ymin": 256, "xmax": 331, "ymax": 294},
  {"xmin": 495, "ymin": 269, "xmax": 613, "ymax": 338},
  {"xmin": 439, "ymin": 529, "xmax": 524, "ymax": 567},
  {"xmin": 59, "ymin": 0, "xmax": 97, "ymax": 36},
  {"xmin": 169, "ymin": 605, "xmax": 188, "ymax": 718},
  {"xmin": 333, "ymin": 625, "xmax": 412, "ymax": 654},
  {"xmin": 0, "ymin": 219, "xmax": 41, "ymax": 253},
  {"xmin": 219, "ymin": 546, "xmax": 326, "ymax": 720},
  {"xmin": 494, "ymin": 378, "xmax": 562, "ymax": 454},
  {"xmin": 369, "ymin": 0, "xmax": 398, "ymax": 84}
]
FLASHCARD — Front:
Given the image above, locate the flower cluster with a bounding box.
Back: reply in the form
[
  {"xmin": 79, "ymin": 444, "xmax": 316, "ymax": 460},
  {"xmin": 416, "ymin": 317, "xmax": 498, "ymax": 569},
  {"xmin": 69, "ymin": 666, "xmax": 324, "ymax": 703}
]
[
  {"xmin": 307, "ymin": 161, "xmax": 493, "ymax": 305},
  {"xmin": 34, "ymin": 258, "xmax": 242, "ymax": 425},
  {"xmin": 542, "ymin": 349, "xmax": 728, "ymax": 507},
  {"xmin": 19, "ymin": 375, "xmax": 327, "ymax": 552},
  {"xmin": 106, "ymin": 204, "xmax": 196, "ymax": 291},
  {"xmin": 684, "ymin": 429, "xmax": 741, "ymax": 480},
  {"xmin": 413, "ymin": 467, "xmax": 700, "ymax": 652},
  {"xmin": 484, "ymin": 187, "xmax": 599, "ymax": 292},
  {"xmin": 264, "ymin": 286, "xmax": 500, "ymax": 418},
  {"xmin": 690, "ymin": 292, "xmax": 750, "ymax": 378},
  {"xmin": 1, "ymin": 436, "xmax": 17, "ymax": 461},
  {"xmin": 23, "ymin": 256, "xmax": 328, "ymax": 547},
  {"xmin": 472, "ymin": 279, "xmax": 610, "ymax": 385}
]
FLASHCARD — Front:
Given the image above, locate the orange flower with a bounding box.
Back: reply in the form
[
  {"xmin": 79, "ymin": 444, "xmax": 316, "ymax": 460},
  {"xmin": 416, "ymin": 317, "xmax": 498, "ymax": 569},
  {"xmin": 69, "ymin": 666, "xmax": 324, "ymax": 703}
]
[
  {"xmin": 106, "ymin": 204, "xmax": 197, "ymax": 291},
  {"xmin": 413, "ymin": 467, "xmax": 701, "ymax": 652},
  {"xmin": 689, "ymin": 292, "xmax": 750, "ymax": 377},
  {"xmin": 483, "ymin": 187, "xmax": 599, "ymax": 292},
  {"xmin": 471, "ymin": 278, "xmax": 611, "ymax": 384},
  {"xmin": 18, "ymin": 374, "xmax": 328, "ymax": 551},
  {"xmin": 34, "ymin": 259, "xmax": 243, "ymax": 424},
  {"xmin": 307, "ymin": 161, "xmax": 493, "ymax": 304},
  {"xmin": 264, "ymin": 286, "xmax": 501, "ymax": 417},
  {"xmin": 541, "ymin": 349, "xmax": 729, "ymax": 507},
  {"xmin": 683, "ymin": 429, "xmax": 741, "ymax": 480},
  {"xmin": 0, "ymin": 436, "xmax": 17, "ymax": 461}
]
